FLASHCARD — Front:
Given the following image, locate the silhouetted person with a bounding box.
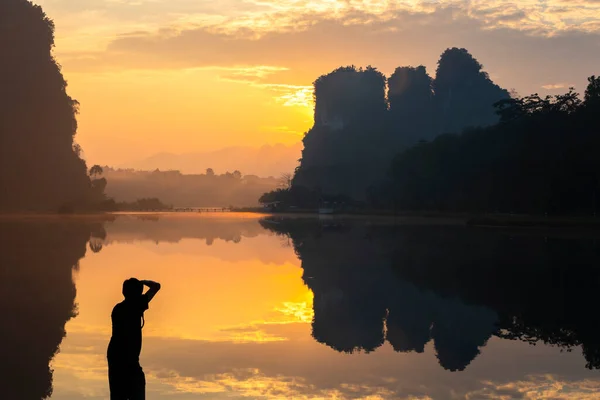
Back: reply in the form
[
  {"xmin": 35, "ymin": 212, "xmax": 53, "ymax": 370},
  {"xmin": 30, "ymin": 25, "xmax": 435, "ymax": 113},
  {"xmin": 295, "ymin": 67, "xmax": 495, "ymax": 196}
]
[{"xmin": 107, "ymin": 278, "xmax": 161, "ymax": 400}]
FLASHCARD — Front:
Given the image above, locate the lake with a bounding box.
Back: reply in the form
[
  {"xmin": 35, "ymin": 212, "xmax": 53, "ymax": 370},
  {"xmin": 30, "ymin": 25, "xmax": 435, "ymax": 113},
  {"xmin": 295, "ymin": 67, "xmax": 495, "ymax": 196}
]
[{"xmin": 2, "ymin": 213, "xmax": 600, "ymax": 399}]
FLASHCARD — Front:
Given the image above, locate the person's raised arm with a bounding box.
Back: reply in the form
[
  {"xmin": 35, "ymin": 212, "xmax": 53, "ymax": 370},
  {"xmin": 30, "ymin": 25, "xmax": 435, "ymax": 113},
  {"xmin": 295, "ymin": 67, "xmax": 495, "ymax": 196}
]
[{"xmin": 141, "ymin": 280, "xmax": 161, "ymax": 302}]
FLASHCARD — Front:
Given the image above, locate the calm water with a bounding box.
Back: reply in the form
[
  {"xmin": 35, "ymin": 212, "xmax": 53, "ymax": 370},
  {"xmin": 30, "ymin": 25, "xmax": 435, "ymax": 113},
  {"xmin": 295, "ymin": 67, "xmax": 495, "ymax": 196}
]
[{"xmin": 3, "ymin": 213, "xmax": 600, "ymax": 399}]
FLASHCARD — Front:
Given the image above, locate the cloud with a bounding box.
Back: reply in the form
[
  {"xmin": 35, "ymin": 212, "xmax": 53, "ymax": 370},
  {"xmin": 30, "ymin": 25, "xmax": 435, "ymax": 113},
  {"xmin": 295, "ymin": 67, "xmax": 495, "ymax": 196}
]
[
  {"xmin": 542, "ymin": 83, "xmax": 574, "ymax": 90},
  {"xmin": 217, "ymin": 65, "xmax": 290, "ymax": 82},
  {"xmin": 37, "ymin": 0, "xmax": 600, "ymax": 164},
  {"xmin": 272, "ymin": 85, "xmax": 314, "ymax": 109},
  {"xmin": 209, "ymin": 296, "xmax": 314, "ymax": 343},
  {"xmin": 212, "ymin": 326, "xmax": 289, "ymax": 343},
  {"xmin": 214, "ymin": 66, "xmax": 314, "ymax": 111},
  {"xmin": 40, "ymin": 0, "xmax": 600, "ymax": 42},
  {"xmin": 53, "ymin": 323, "xmax": 600, "ymax": 400},
  {"xmin": 40, "ymin": 0, "xmax": 600, "ymax": 97},
  {"xmin": 274, "ymin": 299, "xmax": 314, "ymax": 323},
  {"xmin": 56, "ymin": 5, "xmax": 600, "ymax": 98},
  {"xmin": 465, "ymin": 375, "xmax": 600, "ymax": 400},
  {"xmin": 149, "ymin": 367, "xmax": 401, "ymax": 399}
]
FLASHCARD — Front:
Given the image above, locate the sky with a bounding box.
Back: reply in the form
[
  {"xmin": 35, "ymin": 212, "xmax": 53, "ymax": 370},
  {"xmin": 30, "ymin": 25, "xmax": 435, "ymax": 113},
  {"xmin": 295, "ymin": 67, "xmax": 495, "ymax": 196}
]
[{"xmin": 33, "ymin": 0, "xmax": 600, "ymax": 166}]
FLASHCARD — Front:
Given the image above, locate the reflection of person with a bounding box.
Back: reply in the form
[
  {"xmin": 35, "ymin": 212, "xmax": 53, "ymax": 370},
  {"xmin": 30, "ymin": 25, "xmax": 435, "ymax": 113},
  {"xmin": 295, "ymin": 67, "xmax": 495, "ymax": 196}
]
[{"xmin": 107, "ymin": 278, "xmax": 161, "ymax": 400}]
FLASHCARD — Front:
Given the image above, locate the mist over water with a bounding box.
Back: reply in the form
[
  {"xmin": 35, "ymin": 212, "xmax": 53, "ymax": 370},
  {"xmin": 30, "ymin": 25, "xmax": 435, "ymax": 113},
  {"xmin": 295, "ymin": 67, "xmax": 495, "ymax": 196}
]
[{"xmin": 2, "ymin": 214, "xmax": 599, "ymax": 399}]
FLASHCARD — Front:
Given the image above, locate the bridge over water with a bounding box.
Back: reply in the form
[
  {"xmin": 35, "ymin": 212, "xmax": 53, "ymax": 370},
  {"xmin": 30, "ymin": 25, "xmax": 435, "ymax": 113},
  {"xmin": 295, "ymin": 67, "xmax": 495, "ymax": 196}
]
[{"xmin": 172, "ymin": 207, "xmax": 232, "ymax": 213}]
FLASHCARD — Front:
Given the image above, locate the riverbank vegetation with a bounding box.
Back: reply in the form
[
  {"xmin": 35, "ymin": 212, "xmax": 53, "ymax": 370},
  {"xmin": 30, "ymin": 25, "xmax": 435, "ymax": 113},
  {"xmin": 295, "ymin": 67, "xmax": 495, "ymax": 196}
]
[{"xmin": 260, "ymin": 48, "xmax": 600, "ymax": 219}]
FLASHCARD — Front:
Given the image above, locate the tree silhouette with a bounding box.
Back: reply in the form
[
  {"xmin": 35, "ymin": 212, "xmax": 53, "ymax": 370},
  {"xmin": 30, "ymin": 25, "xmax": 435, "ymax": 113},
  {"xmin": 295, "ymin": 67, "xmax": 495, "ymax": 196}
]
[
  {"xmin": 388, "ymin": 77, "xmax": 600, "ymax": 214},
  {"xmin": 0, "ymin": 0, "xmax": 91, "ymax": 211},
  {"xmin": 89, "ymin": 165, "xmax": 104, "ymax": 179},
  {"xmin": 91, "ymin": 177, "xmax": 108, "ymax": 201},
  {"xmin": 585, "ymin": 75, "xmax": 600, "ymax": 108},
  {"xmin": 278, "ymin": 173, "xmax": 293, "ymax": 189}
]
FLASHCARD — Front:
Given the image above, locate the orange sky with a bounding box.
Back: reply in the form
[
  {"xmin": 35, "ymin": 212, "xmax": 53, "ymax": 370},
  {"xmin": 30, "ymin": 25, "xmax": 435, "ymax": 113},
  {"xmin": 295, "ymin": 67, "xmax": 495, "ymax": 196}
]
[{"xmin": 33, "ymin": 0, "xmax": 600, "ymax": 166}]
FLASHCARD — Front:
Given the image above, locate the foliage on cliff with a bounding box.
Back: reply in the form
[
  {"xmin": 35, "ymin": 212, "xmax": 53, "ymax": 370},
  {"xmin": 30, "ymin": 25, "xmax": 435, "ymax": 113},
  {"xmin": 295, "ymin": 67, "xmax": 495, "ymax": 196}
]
[{"xmin": 0, "ymin": 0, "xmax": 96, "ymax": 212}]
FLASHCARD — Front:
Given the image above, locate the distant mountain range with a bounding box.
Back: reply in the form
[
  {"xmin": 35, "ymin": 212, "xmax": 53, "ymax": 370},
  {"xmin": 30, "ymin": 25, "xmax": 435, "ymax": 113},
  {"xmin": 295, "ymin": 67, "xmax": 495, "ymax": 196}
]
[{"xmin": 121, "ymin": 143, "xmax": 303, "ymax": 177}]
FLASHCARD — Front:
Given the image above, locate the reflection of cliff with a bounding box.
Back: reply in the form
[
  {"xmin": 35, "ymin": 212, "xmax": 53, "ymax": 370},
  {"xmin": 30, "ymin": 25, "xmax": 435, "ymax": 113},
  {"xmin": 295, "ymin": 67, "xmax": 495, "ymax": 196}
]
[
  {"xmin": 390, "ymin": 226, "xmax": 600, "ymax": 369},
  {"xmin": 305, "ymin": 227, "xmax": 389, "ymax": 353},
  {"xmin": 0, "ymin": 218, "xmax": 96, "ymax": 398},
  {"xmin": 262, "ymin": 218, "xmax": 498, "ymax": 371},
  {"xmin": 262, "ymin": 217, "xmax": 600, "ymax": 371}
]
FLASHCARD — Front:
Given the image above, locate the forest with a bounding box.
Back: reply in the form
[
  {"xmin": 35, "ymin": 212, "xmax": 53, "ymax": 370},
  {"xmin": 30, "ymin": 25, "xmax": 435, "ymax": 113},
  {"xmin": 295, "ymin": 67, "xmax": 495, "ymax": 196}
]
[
  {"xmin": 101, "ymin": 167, "xmax": 279, "ymax": 208},
  {"xmin": 386, "ymin": 77, "xmax": 600, "ymax": 214},
  {"xmin": 262, "ymin": 48, "xmax": 600, "ymax": 216}
]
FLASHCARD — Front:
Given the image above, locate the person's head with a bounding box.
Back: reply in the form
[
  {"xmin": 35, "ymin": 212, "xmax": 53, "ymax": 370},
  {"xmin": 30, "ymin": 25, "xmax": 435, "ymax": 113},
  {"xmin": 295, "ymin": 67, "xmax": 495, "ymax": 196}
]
[{"xmin": 122, "ymin": 278, "xmax": 143, "ymax": 300}]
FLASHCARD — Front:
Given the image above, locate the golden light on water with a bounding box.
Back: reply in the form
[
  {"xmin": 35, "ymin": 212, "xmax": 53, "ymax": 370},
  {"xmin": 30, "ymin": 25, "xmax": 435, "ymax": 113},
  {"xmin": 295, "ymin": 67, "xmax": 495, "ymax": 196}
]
[{"xmin": 38, "ymin": 214, "xmax": 600, "ymax": 399}]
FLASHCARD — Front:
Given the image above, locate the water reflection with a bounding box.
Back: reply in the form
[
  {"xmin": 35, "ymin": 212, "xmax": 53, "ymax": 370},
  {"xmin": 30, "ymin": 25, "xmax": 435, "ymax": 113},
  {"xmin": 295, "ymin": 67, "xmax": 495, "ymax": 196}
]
[
  {"xmin": 2, "ymin": 214, "xmax": 600, "ymax": 399},
  {"xmin": 102, "ymin": 213, "xmax": 266, "ymax": 245},
  {"xmin": 0, "ymin": 217, "xmax": 103, "ymax": 399},
  {"xmin": 261, "ymin": 216, "xmax": 600, "ymax": 372}
]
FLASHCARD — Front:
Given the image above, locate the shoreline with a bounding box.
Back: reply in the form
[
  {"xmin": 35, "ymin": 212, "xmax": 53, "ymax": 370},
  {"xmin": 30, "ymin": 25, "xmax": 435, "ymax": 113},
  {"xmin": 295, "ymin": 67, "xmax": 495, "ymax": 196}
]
[
  {"xmin": 4, "ymin": 210, "xmax": 600, "ymax": 229},
  {"xmin": 241, "ymin": 209, "xmax": 600, "ymax": 229}
]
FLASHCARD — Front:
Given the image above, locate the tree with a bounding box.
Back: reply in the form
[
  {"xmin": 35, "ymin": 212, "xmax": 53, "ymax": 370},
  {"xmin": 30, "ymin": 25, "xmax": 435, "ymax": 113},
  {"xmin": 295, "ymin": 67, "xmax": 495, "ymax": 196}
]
[
  {"xmin": 206, "ymin": 168, "xmax": 215, "ymax": 177},
  {"xmin": 90, "ymin": 177, "xmax": 107, "ymax": 203},
  {"xmin": 89, "ymin": 165, "xmax": 103, "ymax": 179},
  {"xmin": 232, "ymin": 170, "xmax": 242, "ymax": 180},
  {"xmin": 495, "ymin": 89, "xmax": 581, "ymax": 123},
  {"xmin": 73, "ymin": 143, "xmax": 83, "ymax": 157},
  {"xmin": 388, "ymin": 80, "xmax": 600, "ymax": 215},
  {"xmin": 278, "ymin": 173, "xmax": 293, "ymax": 190},
  {"xmin": 585, "ymin": 76, "xmax": 600, "ymax": 108}
]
